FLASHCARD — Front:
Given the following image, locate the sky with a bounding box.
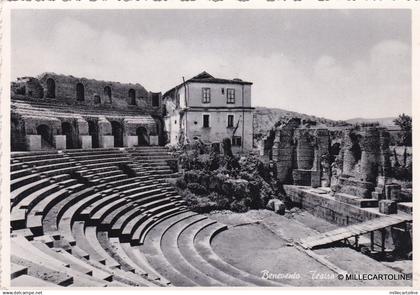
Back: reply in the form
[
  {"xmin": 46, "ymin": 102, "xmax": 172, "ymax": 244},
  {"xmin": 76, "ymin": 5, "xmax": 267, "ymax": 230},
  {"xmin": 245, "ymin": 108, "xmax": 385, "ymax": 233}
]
[{"xmin": 11, "ymin": 9, "xmax": 411, "ymax": 120}]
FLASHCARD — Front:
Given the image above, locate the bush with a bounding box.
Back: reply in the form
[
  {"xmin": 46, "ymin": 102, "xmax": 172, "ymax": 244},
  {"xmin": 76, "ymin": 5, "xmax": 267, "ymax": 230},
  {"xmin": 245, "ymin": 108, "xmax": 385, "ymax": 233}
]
[
  {"xmin": 230, "ymin": 199, "xmax": 249, "ymax": 213},
  {"xmin": 392, "ymin": 165, "xmax": 412, "ymax": 181},
  {"xmin": 184, "ymin": 170, "xmax": 200, "ymax": 183},
  {"xmin": 173, "ymin": 141, "xmax": 282, "ymax": 214},
  {"xmin": 166, "ymin": 159, "xmax": 178, "ymax": 173},
  {"xmin": 208, "ymin": 192, "xmax": 230, "ymax": 210},
  {"xmin": 175, "ymin": 178, "xmax": 187, "ymax": 190},
  {"xmin": 186, "ymin": 182, "xmax": 208, "ymax": 195}
]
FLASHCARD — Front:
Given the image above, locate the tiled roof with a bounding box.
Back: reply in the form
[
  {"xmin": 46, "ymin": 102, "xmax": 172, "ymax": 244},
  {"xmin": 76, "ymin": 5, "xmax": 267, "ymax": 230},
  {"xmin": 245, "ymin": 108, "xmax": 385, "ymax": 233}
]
[
  {"xmin": 164, "ymin": 71, "xmax": 252, "ymax": 96},
  {"xmin": 188, "ymin": 71, "xmax": 252, "ymax": 85}
]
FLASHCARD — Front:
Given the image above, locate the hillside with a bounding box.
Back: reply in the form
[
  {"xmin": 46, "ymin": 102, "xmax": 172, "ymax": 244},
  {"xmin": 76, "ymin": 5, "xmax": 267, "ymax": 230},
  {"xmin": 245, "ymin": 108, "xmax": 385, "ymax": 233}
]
[
  {"xmin": 253, "ymin": 106, "xmax": 349, "ymax": 138},
  {"xmin": 346, "ymin": 117, "xmax": 397, "ymax": 127}
]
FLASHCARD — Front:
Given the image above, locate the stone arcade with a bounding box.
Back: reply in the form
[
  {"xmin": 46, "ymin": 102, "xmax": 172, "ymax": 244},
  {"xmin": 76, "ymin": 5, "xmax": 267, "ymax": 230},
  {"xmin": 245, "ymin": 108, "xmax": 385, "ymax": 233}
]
[{"xmin": 11, "ymin": 73, "xmax": 163, "ymax": 151}]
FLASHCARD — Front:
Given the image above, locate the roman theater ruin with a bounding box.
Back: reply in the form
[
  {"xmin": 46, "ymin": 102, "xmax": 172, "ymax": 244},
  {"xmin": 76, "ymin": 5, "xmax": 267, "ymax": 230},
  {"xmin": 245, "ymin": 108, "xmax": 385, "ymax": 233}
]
[{"xmin": 9, "ymin": 73, "xmax": 412, "ymax": 287}]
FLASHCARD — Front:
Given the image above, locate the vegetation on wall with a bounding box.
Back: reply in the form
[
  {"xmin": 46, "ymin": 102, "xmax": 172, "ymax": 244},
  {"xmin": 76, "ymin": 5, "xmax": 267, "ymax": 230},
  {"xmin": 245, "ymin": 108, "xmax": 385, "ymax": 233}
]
[
  {"xmin": 170, "ymin": 139, "xmax": 280, "ymax": 213},
  {"xmin": 393, "ymin": 113, "xmax": 412, "ymax": 147}
]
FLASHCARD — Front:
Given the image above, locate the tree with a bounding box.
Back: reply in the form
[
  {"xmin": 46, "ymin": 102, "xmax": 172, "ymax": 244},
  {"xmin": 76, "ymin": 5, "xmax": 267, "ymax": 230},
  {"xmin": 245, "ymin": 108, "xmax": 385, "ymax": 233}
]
[{"xmin": 393, "ymin": 113, "xmax": 412, "ymax": 146}]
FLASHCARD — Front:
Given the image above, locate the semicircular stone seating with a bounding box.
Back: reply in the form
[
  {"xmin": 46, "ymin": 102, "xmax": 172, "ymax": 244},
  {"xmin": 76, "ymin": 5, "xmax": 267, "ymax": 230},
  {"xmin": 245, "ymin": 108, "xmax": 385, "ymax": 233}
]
[{"xmin": 10, "ymin": 146, "xmax": 284, "ymax": 287}]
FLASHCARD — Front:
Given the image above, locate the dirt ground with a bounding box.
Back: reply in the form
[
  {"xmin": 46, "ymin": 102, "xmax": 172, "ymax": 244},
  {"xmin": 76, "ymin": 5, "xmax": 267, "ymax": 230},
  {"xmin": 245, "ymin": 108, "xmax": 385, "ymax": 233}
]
[{"xmin": 207, "ymin": 209, "xmax": 412, "ymax": 287}]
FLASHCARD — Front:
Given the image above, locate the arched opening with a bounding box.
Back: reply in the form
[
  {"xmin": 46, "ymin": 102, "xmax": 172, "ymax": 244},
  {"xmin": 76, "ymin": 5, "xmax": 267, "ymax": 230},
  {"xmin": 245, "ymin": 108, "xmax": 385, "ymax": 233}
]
[
  {"xmin": 331, "ymin": 142, "xmax": 341, "ymax": 157},
  {"xmin": 128, "ymin": 89, "xmax": 136, "ymax": 105},
  {"xmin": 46, "ymin": 78, "xmax": 56, "ymax": 98},
  {"xmin": 11, "ymin": 118, "xmax": 25, "ymax": 151},
  {"xmin": 76, "ymin": 83, "xmax": 85, "ymax": 101},
  {"xmin": 111, "ymin": 121, "xmax": 124, "ymax": 147},
  {"xmin": 104, "ymin": 86, "xmax": 112, "ymax": 103},
  {"xmin": 94, "ymin": 94, "xmax": 101, "ymax": 104},
  {"xmin": 61, "ymin": 122, "xmax": 75, "ymax": 149},
  {"xmin": 87, "ymin": 121, "xmax": 99, "ymax": 148},
  {"xmin": 136, "ymin": 127, "xmax": 149, "ymax": 146},
  {"xmin": 37, "ymin": 124, "xmax": 52, "ymax": 148}
]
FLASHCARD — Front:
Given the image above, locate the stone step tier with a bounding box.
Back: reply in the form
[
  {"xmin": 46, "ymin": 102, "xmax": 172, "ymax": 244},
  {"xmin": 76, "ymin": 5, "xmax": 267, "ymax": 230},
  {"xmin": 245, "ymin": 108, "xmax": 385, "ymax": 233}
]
[{"xmin": 9, "ymin": 146, "xmax": 278, "ymax": 287}]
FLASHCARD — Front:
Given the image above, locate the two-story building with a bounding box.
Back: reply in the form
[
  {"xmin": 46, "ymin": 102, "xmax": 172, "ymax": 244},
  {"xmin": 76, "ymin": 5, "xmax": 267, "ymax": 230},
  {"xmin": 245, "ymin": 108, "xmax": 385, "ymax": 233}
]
[{"xmin": 163, "ymin": 71, "xmax": 254, "ymax": 153}]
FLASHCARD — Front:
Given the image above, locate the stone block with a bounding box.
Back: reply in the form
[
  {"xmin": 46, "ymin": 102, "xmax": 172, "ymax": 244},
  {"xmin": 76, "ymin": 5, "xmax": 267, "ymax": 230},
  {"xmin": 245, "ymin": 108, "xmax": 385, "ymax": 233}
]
[
  {"xmin": 397, "ymin": 202, "xmax": 412, "ymax": 215},
  {"xmin": 311, "ymin": 170, "xmax": 321, "ymax": 188},
  {"xmin": 53, "ymin": 135, "xmax": 66, "ymax": 150},
  {"xmin": 379, "ymin": 200, "xmax": 397, "ymax": 214},
  {"xmin": 371, "ymin": 191, "xmax": 383, "ymax": 200},
  {"xmin": 126, "ymin": 136, "xmax": 138, "ymax": 147},
  {"xmin": 335, "ymin": 193, "xmax": 378, "ymax": 208},
  {"xmin": 266, "ymin": 199, "xmax": 285, "ymax": 215},
  {"xmin": 292, "ymin": 169, "xmax": 312, "ymax": 186},
  {"xmin": 25, "ymin": 135, "xmax": 41, "ymax": 151},
  {"xmin": 149, "ymin": 135, "xmax": 159, "ymax": 146},
  {"xmin": 377, "ymin": 176, "xmax": 387, "ymax": 187},
  {"xmin": 100, "ymin": 135, "xmax": 114, "ymax": 148},
  {"xmin": 80, "ymin": 135, "xmax": 92, "ymax": 149},
  {"xmin": 385, "ymin": 184, "xmax": 401, "ymax": 201}
]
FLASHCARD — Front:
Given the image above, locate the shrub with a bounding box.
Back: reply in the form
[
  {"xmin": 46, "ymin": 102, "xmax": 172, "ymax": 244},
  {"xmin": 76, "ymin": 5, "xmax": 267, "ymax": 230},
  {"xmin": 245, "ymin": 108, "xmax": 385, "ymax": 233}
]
[
  {"xmin": 172, "ymin": 141, "xmax": 283, "ymax": 214},
  {"xmin": 184, "ymin": 170, "xmax": 200, "ymax": 183},
  {"xmin": 230, "ymin": 199, "xmax": 249, "ymax": 213},
  {"xmin": 186, "ymin": 182, "xmax": 208, "ymax": 195},
  {"xmin": 392, "ymin": 165, "xmax": 412, "ymax": 181},
  {"xmin": 175, "ymin": 178, "xmax": 187, "ymax": 190},
  {"xmin": 166, "ymin": 159, "xmax": 178, "ymax": 173},
  {"xmin": 208, "ymin": 192, "xmax": 230, "ymax": 210}
]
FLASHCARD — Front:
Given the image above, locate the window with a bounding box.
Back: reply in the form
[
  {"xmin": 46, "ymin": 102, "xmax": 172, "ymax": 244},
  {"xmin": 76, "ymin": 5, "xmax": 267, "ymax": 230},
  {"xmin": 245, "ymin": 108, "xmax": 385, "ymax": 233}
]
[
  {"xmin": 203, "ymin": 114, "xmax": 210, "ymax": 128},
  {"xmin": 128, "ymin": 89, "xmax": 136, "ymax": 105},
  {"xmin": 152, "ymin": 93, "xmax": 160, "ymax": 107},
  {"xmin": 227, "ymin": 88, "xmax": 235, "ymax": 104},
  {"xmin": 94, "ymin": 95, "xmax": 101, "ymax": 104},
  {"xmin": 202, "ymin": 88, "xmax": 211, "ymax": 103},
  {"xmin": 76, "ymin": 83, "xmax": 85, "ymax": 101},
  {"xmin": 46, "ymin": 78, "xmax": 56, "ymax": 98},
  {"xmin": 227, "ymin": 115, "xmax": 234, "ymax": 128},
  {"xmin": 232, "ymin": 136, "xmax": 242, "ymax": 147},
  {"xmin": 104, "ymin": 86, "xmax": 112, "ymax": 103},
  {"xmin": 221, "ymin": 88, "xmax": 225, "ymax": 95}
]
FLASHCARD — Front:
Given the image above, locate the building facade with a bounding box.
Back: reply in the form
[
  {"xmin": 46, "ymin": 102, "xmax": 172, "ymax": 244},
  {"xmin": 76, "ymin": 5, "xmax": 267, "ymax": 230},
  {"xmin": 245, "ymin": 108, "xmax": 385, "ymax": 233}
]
[
  {"xmin": 163, "ymin": 72, "xmax": 254, "ymax": 153},
  {"xmin": 11, "ymin": 73, "xmax": 163, "ymax": 151}
]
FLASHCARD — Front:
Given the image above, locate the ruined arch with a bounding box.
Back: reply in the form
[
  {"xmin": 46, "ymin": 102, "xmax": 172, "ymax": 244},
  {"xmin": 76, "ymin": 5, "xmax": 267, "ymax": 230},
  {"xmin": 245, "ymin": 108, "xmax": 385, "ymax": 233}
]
[
  {"xmin": 128, "ymin": 89, "xmax": 136, "ymax": 105},
  {"xmin": 104, "ymin": 86, "xmax": 112, "ymax": 103},
  {"xmin": 111, "ymin": 121, "xmax": 124, "ymax": 147},
  {"xmin": 136, "ymin": 127, "xmax": 149, "ymax": 146},
  {"xmin": 76, "ymin": 83, "xmax": 85, "ymax": 101},
  {"xmin": 62, "ymin": 122, "xmax": 75, "ymax": 149},
  {"xmin": 46, "ymin": 78, "xmax": 56, "ymax": 98},
  {"xmin": 37, "ymin": 124, "xmax": 52, "ymax": 148},
  {"xmin": 87, "ymin": 120, "xmax": 99, "ymax": 148}
]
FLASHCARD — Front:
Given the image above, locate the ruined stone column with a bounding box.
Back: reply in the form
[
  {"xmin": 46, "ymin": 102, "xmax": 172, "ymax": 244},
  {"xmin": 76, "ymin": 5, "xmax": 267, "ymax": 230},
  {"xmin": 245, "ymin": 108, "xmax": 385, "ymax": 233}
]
[
  {"xmin": 274, "ymin": 127, "xmax": 294, "ymax": 183},
  {"xmin": 98, "ymin": 117, "xmax": 113, "ymax": 148},
  {"xmin": 342, "ymin": 129, "xmax": 359, "ymax": 176},
  {"xmin": 295, "ymin": 129, "xmax": 314, "ymax": 170},
  {"xmin": 379, "ymin": 128, "xmax": 392, "ymax": 177},
  {"xmin": 77, "ymin": 118, "xmax": 91, "ymax": 149},
  {"xmin": 359, "ymin": 127, "xmax": 380, "ymax": 183},
  {"xmin": 316, "ymin": 129, "xmax": 331, "ymax": 186}
]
